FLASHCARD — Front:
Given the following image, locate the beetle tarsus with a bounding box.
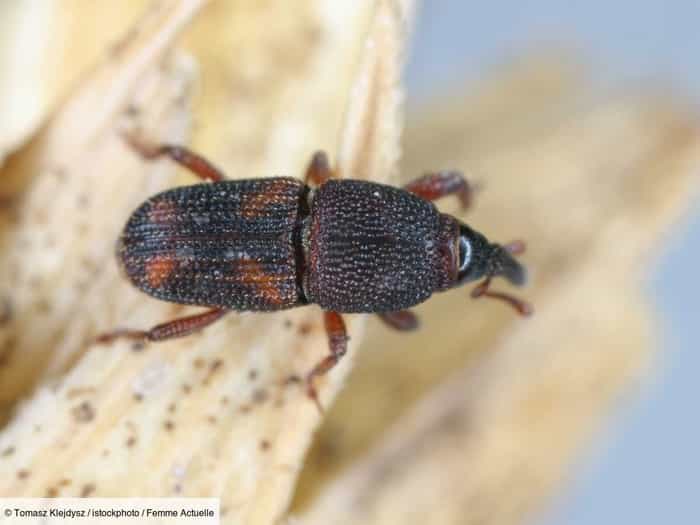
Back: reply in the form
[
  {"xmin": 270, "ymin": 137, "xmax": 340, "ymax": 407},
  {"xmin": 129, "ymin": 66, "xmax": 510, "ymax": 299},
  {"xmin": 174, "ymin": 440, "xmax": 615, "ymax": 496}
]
[
  {"xmin": 304, "ymin": 311, "xmax": 348, "ymax": 414},
  {"xmin": 123, "ymin": 133, "xmax": 226, "ymax": 182},
  {"xmin": 95, "ymin": 308, "xmax": 228, "ymax": 344},
  {"xmin": 94, "ymin": 329, "xmax": 149, "ymax": 345},
  {"xmin": 306, "ymin": 383, "xmax": 326, "ymax": 415}
]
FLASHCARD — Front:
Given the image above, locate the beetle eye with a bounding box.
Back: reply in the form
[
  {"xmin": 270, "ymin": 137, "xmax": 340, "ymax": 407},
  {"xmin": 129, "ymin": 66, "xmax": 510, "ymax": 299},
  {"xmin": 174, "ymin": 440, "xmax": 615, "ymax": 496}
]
[{"xmin": 458, "ymin": 236, "xmax": 471, "ymax": 274}]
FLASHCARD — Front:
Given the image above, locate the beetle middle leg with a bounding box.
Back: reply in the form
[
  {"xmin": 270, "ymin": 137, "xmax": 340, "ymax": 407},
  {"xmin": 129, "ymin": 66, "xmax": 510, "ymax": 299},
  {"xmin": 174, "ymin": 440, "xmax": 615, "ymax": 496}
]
[
  {"xmin": 378, "ymin": 310, "xmax": 419, "ymax": 331},
  {"xmin": 124, "ymin": 133, "xmax": 225, "ymax": 182},
  {"xmin": 305, "ymin": 311, "xmax": 348, "ymax": 413},
  {"xmin": 96, "ymin": 307, "xmax": 228, "ymax": 345},
  {"xmin": 403, "ymin": 171, "xmax": 474, "ymax": 210},
  {"xmin": 304, "ymin": 150, "xmax": 335, "ymax": 186}
]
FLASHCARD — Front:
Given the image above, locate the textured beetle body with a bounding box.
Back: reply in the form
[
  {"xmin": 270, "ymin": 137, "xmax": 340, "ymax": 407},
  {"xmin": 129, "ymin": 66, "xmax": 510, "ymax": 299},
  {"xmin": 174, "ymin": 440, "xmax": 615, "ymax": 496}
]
[
  {"xmin": 118, "ymin": 177, "xmax": 309, "ymax": 311},
  {"xmin": 119, "ymin": 177, "xmax": 460, "ymax": 313},
  {"xmin": 105, "ymin": 144, "xmax": 530, "ymax": 413}
]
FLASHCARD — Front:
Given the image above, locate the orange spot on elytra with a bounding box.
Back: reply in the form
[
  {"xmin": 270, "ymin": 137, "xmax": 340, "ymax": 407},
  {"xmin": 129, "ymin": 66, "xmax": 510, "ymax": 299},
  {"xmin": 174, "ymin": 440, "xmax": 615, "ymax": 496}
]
[
  {"xmin": 236, "ymin": 260, "xmax": 284, "ymax": 305},
  {"xmin": 146, "ymin": 255, "xmax": 177, "ymax": 288},
  {"xmin": 147, "ymin": 199, "xmax": 178, "ymax": 224},
  {"xmin": 240, "ymin": 180, "xmax": 293, "ymax": 218}
]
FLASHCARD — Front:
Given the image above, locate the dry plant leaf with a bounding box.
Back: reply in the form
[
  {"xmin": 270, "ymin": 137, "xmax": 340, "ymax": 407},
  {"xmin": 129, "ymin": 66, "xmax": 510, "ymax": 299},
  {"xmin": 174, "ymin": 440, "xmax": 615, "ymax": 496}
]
[
  {"xmin": 0, "ymin": 0, "xmax": 206, "ymax": 414},
  {"xmin": 181, "ymin": 0, "xmax": 378, "ymax": 177},
  {"xmin": 0, "ymin": 0, "xmax": 415, "ymax": 523},
  {"xmin": 295, "ymin": 66, "xmax": 700, "ymax": 523},
  {"xmin": 0, "ymin": 1, "xmax": 148, "ymax": 166},
  {"xmin": 0, "ymin": 2, "xmax": 53, "ymax": 164}
]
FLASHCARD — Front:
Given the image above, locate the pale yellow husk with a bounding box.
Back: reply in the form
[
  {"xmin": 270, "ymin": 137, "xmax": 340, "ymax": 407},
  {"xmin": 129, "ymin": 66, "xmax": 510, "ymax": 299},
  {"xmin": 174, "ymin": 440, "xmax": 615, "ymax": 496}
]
[{"xmin": 1, "ymin": 2, "xmax": 699, "ymax": 525}]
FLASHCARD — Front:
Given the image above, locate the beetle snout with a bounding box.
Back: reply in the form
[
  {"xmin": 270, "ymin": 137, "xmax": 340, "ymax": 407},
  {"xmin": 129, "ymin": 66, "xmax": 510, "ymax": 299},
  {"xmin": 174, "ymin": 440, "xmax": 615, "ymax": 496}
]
[{"xmin": 495, "ymin": 247, "xmax": 527, "ymax": 287}]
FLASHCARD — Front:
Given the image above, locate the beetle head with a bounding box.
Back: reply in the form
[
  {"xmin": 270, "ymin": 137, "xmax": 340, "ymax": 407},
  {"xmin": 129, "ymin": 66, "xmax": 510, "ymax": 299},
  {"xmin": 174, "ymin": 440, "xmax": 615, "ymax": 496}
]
[{"xmin": 456, "ymin": 223, "xmax": 527, "ymax": 286}]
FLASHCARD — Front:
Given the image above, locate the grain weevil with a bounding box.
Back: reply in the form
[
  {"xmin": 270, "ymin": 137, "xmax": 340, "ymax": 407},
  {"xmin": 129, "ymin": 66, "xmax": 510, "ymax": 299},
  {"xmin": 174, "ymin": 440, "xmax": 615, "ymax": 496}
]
[{"xmin": 98, "ymin": 136, "xmax": 531, "ymax": 411}]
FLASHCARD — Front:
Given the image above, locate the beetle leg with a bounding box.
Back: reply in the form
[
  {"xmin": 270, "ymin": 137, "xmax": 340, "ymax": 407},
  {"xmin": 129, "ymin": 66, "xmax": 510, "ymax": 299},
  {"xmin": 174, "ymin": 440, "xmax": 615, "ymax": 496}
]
[
  {"xmin": 306, "ymin": 311, "xmax": 348, "ymax": 413},
  {"xmin": 96, "ymin": 308, "xmax": 228, "ymax": 344},
  {"xmin": 377, "ymin": 310, "xmax": 419, "ymax": 331},
  {"xmin": 470, "ymin": 240, "xmax": 533, "ymax": 316},
  {"xmin": 304, "ymin": 150, "xmax": 335, "ymax": 186},
  {"xmin": 124, "ymin": 133, "xmax": 225, "ymax": 182},
  {"xmin": 403, "ymin": 171, "xmax": 474, "ymax": 210}
]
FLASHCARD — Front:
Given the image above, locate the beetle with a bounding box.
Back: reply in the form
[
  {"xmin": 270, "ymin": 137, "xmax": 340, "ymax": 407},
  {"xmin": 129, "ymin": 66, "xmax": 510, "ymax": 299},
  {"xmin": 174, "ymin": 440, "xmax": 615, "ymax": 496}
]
[{"xmin": 98, "ymin": 136, "xmax": 531, "ymax": 411}]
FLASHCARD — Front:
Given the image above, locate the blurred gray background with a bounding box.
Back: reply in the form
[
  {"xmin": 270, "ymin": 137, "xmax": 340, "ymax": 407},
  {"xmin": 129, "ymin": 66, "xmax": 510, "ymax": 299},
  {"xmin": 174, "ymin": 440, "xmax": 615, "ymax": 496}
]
[{"xmin": 404, "ymin": 2, "xmax": 700, "ymax": 524}]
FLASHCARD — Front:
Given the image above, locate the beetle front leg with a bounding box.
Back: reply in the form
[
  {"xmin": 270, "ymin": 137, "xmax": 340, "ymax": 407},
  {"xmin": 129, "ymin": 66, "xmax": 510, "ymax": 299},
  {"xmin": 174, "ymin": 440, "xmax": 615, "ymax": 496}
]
[
  {"xmin": 96, "ymin": 308, "xmax": 228, "ymax": 345},
  {"xmin": 404, "ymin": 171, "xmax": 474, "ymax": 210},
  {"xmin": 304, "ymin": 150, "xmax": 335, "ymax": 186},
  {"xmin": 305, "ymin": 311, "xmax": 348, "ymax": 413},
  {"xmin": 124, "ymin": 133, "xmax": 226, "ymax": 182},
  {"xmin": 378, "ymin": 310, "xmax": 419, "ymax": 331}
]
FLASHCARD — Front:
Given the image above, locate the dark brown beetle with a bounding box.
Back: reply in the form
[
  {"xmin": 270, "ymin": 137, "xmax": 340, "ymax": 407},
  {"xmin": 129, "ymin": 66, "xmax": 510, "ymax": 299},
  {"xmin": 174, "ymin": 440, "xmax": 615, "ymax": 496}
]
[{"xmin": 98, "ymin": 137, "xmax": 531, "ymax": 411}]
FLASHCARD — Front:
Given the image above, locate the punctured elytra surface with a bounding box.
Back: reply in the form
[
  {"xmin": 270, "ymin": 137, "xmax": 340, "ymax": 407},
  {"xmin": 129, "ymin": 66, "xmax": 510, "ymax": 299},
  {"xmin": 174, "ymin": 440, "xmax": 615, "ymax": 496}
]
[{"xmin": 118, "ymin": 177, "xmax": 308, "ymax": 310}]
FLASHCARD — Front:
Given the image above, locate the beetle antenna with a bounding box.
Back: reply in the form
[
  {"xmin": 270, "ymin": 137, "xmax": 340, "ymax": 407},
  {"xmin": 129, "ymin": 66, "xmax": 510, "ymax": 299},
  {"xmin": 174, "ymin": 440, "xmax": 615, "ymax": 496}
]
[{"xmin": 470, "ymin": 277, "xmax": 533, "ymax": 316}]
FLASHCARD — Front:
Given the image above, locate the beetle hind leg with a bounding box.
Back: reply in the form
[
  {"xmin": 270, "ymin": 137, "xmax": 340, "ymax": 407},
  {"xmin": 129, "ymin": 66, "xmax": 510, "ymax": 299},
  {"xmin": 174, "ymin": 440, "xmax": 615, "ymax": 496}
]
[
  {"xmin": 305, "ymin": 311, "xmax": 348, "ymax": 414},
  {"xmin": 96, "ymin": 308, "xmax": 228, "ymax": 345}
]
